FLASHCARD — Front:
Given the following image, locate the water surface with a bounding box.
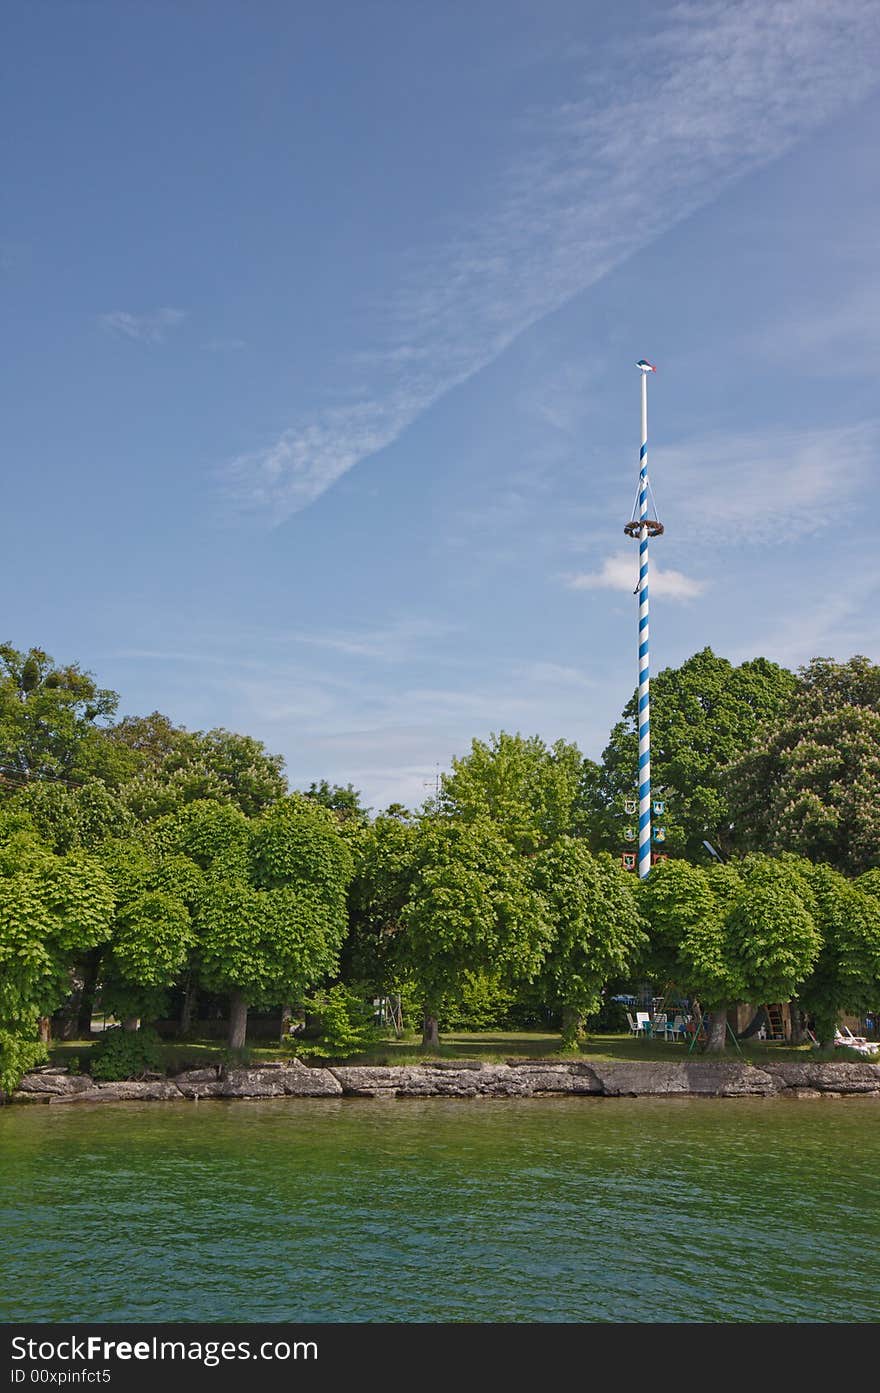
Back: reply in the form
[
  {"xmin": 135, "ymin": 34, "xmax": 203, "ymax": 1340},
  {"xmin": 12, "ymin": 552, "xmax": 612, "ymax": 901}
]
[{"xmin": 1, "ymin": 1097, "xmax": 878, "ymax": 1322}]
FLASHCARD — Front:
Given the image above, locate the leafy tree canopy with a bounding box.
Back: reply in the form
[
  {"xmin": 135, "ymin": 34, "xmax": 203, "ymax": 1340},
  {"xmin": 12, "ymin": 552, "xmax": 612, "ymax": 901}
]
[
  {"xmin": 591, "ymin": 648, "xmax": 796, "ymax": 860},
  {"xmin": 343, "ymin": 813, "xmax": 418, "ymax": 991},
  {"xmin": 189, "ymin": 796, "xmax": 354, "ymax": 1034},
  {"xmin": 639, "ymin": 854, "xmax": 820, "ymax": 1047},
  {"xmin": 726, "ymin": 656, "xmax": 880, "ymax": 873},
  {"xmin": 303, "ymin": 779, "xmax": 369, "ymax": 826},
  {"xmin": 439, "ymin": 731, "xmax": 595, "ymax": 854},
  {"xmin": 94, "ymin": 837, "xmax": 201, "ymax": 1023},
  {"xmin": 0, "ymin": 643, "xmax": 133, "ymax": 788},
  {"xmin": 0, "ymin": 819, "xmax": 115, "ymax": 1086},
  {"xmin": 795, "ymin": 862, "xmax": 880, "ymax": 1044},
  {"xmin": 530, "ymin": 839, "xmax": 646, "ymax": 1046},
  {"xmin": 401, "ymin": 816, "xmax": 551, "ymax": 1025},
  {"xmin": 110, "ymin": 713, "xmax": 288, "ymax": 820},
  {"xmin": 149, "ymin": 800, "xmax": 252, "ymax": 879},
  {"xmin": 12, "ymin": 779, "xmax": 134, "ymax": 853}
]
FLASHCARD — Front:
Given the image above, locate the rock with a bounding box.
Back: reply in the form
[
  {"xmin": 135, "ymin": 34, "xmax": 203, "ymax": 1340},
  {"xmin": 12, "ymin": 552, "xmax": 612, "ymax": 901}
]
[
  {"xmin": 509, "ymin": 1062, "xmax": 603, "ymax": 1096},
  {"xmin": 218, "ymin": 1063, "xmax": 342, "ymax": 1097},
  {"xmin": 10, "ymin": 1057, "xmax": 880, "ymax": 1105},
  {"xmin": 430, "ymin": 1058, "xmax": 483, "ymax": 1071},
  {"xmin": 15, "ymin": 1071, "xmax": 94, "ymax": 1096},
  {"xmin": 49, "ymin": 1080, "xmax": 184, "ymax": 1103},
  {"xmin": 765, "ymin": 1061, "xmax": 880, "ymax": 1095},
  {"xmin": 328, "ymin": 1062, "xmax": 603, "ymax": 1098},
  {"xmin": 594, "ymin": 1062, "xmax": 778, "ymax": 1097},
  {"xmin": 173, "ymin": 1068, "xmax": 226, "ymax": 1099}
]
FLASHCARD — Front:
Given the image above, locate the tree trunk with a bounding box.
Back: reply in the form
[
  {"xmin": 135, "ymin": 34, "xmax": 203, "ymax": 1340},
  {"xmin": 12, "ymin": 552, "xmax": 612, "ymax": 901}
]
[
  {"xmin": 815, "ymin": 1012, "xmax": 837, "ymax": 1049},
  {"xmin": 560, "ymin": 1006, "xmax": 584, "ymax": 1051},
  {"xmin": 38, "ymin": 1016, "xmax": 52, "ymax": 1044},
  {"xmin": 229, "ymin": 991, "xmax": 249, "ymax": 1051},
  {"xmin": 280, "ymin": 1002, "xmax": 293, "ymax": 1042},
  {"xmin": 76, "ymin": 948, "xmax": 102, "ymax": 1036},
  {"xmin": 421, "ymin": 1010, "xmax": 440, "ymax": 1049},
  {"xmin": 179, "ymin": 974, "xmax": 196, "ymax": 1037},
  {"xmin": 789, "ymin": 1002, "xmax": 807, "ymax": 1046},
  {"xmin": 122, "ymin": 1015, "xmax": 140, "ymax": 1033},
  {"xmin": 705, "ymin": 1004, "xmax": 728, "ymax": 1052}
]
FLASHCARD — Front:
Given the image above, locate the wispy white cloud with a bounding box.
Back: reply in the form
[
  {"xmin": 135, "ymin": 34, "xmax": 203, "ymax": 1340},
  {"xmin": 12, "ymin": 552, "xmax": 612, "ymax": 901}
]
[
  {"xmin": 211, "ymin": 660, "xmax": 613, "ymax": 811},
  {"xmin": 281, "ymin": 617, "xmax": 458, "ymax": 662},
  {"xmin": 116, "ymin": 634, "xmax": 617, "ymax": 809},
  {"xmin": 100, "ymin": 308, "xmax": 186, "ymax": 343},
  {"xmin": 566, "ymin": 549, "xmax": 706, "ymax": 600},
  {"xmin": 661, "ymin": 420, "xmax": 874, "ymax": 545},
  {"xmin": 225, "ymin": 0, "xmax": 880, "ymax": 522}
]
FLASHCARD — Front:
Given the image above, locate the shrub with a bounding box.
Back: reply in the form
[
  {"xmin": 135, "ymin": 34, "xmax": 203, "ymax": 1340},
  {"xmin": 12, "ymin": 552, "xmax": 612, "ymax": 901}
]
[
  {"xmin": 586, "ymin": 998, "xmax": 632, "ymax": 1033},
  {"xmin": 285, "ymin": 984, "xmax": 378, "ymax": 1059},
  {"xmin": 89, "ymin": 1027, "xmax": 164, "ymax": 1080},
  {"xmin": 440, "ymin": 971, "xmax": 517, "ymax": 1031},
  {"xmin": 0, "ymin": 1030, "xmax": 48, "ymax": 1097}
]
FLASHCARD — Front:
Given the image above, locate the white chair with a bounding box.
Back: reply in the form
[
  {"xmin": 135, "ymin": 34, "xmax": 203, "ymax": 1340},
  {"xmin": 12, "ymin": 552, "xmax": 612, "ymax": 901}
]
[
  {"xmin": 835, "ymin": 1026, "xmax": 879, "ymax": 1056},
  {"xmin": 636, "ymin": 1011, "xmax": 651, "ymax": 1037},
  {"xmin": 626, "ymin": 1012, "xmax": 640, "ymax": 1037}
]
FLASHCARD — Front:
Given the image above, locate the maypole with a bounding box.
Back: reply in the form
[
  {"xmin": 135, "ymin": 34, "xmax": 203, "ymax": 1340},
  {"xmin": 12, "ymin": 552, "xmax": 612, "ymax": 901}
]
[{"xmin": 624, "ymin": 360, "xmax": 662, "ymax": 879}]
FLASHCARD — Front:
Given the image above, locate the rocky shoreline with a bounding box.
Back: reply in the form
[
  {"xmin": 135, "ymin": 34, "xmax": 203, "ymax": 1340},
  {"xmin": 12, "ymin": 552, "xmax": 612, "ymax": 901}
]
[{"xmin": 9, "ymin": 1057, "xmax": 880, "ymax": 1104}]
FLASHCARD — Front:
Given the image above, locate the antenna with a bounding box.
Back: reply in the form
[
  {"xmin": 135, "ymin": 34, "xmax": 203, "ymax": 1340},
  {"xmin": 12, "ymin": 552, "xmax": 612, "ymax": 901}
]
[{"xmin": 423, "ymin": 762, "xmax": 441, "ymax": 799}]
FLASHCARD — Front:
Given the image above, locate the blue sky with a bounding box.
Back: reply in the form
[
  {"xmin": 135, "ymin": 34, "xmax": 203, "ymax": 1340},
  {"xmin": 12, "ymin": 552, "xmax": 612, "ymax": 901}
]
[{"xmin": 3, "ymin": 0, "xmax": 880, "ymax": 809}]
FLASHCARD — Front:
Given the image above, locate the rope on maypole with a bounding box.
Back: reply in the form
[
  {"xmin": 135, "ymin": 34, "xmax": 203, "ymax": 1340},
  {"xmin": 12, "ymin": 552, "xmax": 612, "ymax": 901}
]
[{"xmin": 624, "ymin": 360, "xmax": 662, "ymax": 878}]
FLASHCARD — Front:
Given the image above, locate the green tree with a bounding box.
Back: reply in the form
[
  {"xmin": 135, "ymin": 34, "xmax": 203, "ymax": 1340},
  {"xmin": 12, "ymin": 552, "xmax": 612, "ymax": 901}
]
[
  {"xmin": 150, "ymin": 799, "xmax": 252, "ymax": 877},
  {"xmin": 401, "ymin": 816, "xmax": 551, "ymax": 1046},
  {"xmin": 440, "ymin": 731, "xmax": 594, "ymax": 854},
  {"xmin": 531, "ymin": 840, "xmax": 646, "ymax": 1048},
  {"xmin": 0, "ymin": 643, "xmax": 133, "ymax": 788},
  {"xmin": 13, "ymin": 779, "xmax": 134, "ymax": 853},
  {"xmin": 592, "ymin": 649, "xmax": 797, "ymax": 859},
  {"xmin": 0, "ymin": 819, "xmax": 115, "ymax": 1090},
  {"xmin": 95, "ymin": 838, "xmax": 199, "ymax": 1030},
  {"xmin": 342, "ymin": 813, "xmax": 418, "ymax": 994},
  {"xmin": 795, "ymin": 863, "xmax": 880, "ymax": 1046},
  {"xmin": 111, "ymin": 714, "xmax": 288, "ymax": 820},
  {"xmin": 170, "ymin": 796, "xmax": 354, "ymax": 1048},
  {"xmin": 727, "ymin": 656, "xmax": 880, "ymax": 873},
  {"xmin": 303, "ymin": 780, "xmax": 369, "ymax": 825},
  {"xmin": 639, "ymin": 855, "xmax": 820, "ymax": 1050}
]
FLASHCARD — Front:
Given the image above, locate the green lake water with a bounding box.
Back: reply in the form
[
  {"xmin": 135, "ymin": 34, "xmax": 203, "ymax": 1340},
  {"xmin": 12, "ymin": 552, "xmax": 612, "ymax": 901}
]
[{"xmin": 1, "ymin": 1096, "xmax": 878, "ymax": 1323}]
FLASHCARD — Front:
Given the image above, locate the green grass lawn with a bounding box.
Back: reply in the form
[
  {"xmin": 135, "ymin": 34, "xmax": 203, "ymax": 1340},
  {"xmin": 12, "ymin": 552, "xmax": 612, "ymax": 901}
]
[
  {"xmin": 47, "ymin": 1028, "xmax": 850, "ymax": 1073},
  {"xmin": 340, "ymin": 1030, "xmax": 828, "ymax": 1066}
]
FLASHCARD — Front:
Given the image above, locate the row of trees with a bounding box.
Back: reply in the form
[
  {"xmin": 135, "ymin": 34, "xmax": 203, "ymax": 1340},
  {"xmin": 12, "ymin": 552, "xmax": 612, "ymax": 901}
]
[{"xmin": 0, "ymin": 642, "xmax": 878, "ymax": 1089}]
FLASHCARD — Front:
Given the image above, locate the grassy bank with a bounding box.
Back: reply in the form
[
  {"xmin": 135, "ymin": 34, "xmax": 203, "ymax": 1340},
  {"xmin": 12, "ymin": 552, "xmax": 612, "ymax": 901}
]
[{"xmin": 44, "ymin": 1028, "xmax": 865, "ymax": 1073}]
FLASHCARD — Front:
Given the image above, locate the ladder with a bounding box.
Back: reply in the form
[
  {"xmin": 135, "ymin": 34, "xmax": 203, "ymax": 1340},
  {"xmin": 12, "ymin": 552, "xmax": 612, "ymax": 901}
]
[{"xmin": 764, "ymin": 1004, "xmax": 785, "ymax": 1040}]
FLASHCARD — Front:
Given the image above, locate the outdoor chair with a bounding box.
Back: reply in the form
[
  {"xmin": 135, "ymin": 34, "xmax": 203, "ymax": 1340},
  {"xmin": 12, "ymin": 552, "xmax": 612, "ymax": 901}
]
[
  {"xmin": 834, "ymin": 1026, "xmax": 879, "ymax": 1056},
  {"xmin": 636, "ymin": 1011, "xmax": 651, "ymax": 1037},
  {"xmin": 626, "ymin": 1012, "xmax": 641, "ymax": 1037}
]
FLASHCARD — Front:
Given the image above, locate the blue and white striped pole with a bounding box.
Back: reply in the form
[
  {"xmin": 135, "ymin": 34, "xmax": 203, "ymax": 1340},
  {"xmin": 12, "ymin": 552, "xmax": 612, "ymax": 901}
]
[{"xmin": 636, "ymin": 361, "xmax": 655, "ymax": 879}]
